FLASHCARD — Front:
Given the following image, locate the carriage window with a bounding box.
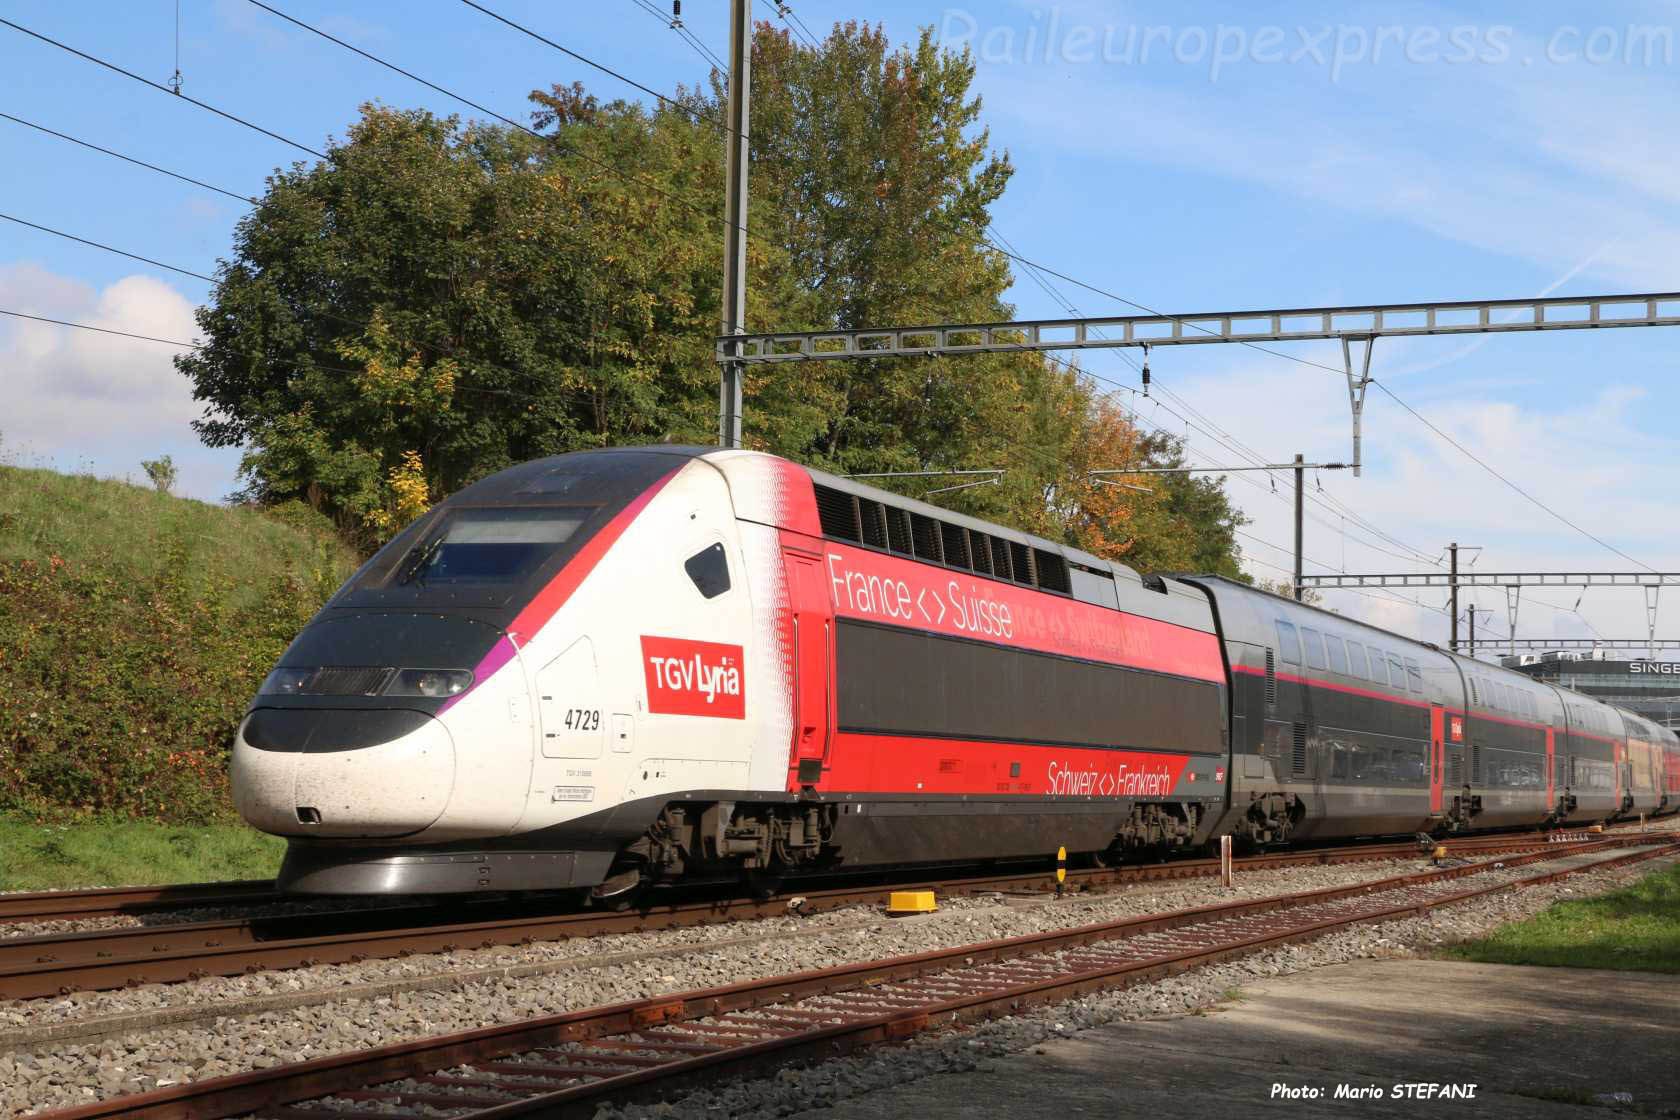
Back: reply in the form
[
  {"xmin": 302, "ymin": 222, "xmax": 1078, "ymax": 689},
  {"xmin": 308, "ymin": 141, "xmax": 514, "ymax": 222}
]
[
  {"xmin": 1300, "ymin": 627, "xmax": 1327, "ymax": 670},
  {"xmin": 1275, "ymin": 621, "xmax": 1301, "ymax": 665},
  {"xmin": 1364, "ymin": 647, "xmax": 1384, "ymax": 685},
  {"xmin": 683, "ymin": 542, "xmax": 731, "ymax": 599},
  {"xmin": 1365, "ymin": 648, "xmax": 1388, "ymax": 686},
  {"xmin": 1387, "ymin": 652, "xmax": 1406, "ymax": 689},
  {"xmin": 1405, "ymin": 658, "xmax": 1423, "ymax": 693},
  {"xmin": 1345, "ymin": 640, "xmax": 1369, "ymax": 680},
  {"xmin": 1324, "ymin": 636, "xmax": 1348, "ymax": 675}
]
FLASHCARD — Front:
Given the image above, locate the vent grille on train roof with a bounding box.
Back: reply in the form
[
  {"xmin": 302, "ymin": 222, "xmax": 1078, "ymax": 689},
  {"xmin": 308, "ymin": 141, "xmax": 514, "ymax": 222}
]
[
  {"xmin": 886, "ymin": 506, "xmax": 913, "ymax": 554},
  {"xmin": 858, "ymin": 500, "xmax": 889, "ymax": 549},
  {"xmin": 910, "ymin": 512, "xmax": 942, "ymax": 561},
  {"xmin": 1008, "ymin": 540, "xmax": 1031, "ymax": 584},
  {"xmin": 808, "ymin": 481, "xmax": 1075, "ymax": 597},
  {"xmin": 814, "ymin": 486, "xmax": 860, "ymax": 542},
  {"xmin": 941, "ymin": 522, "xmax": 970, "ymax": 569},
  {"xmin": 982, "ymin": 534, "xmax": 1006, "ymax": 580},
  {"xmin": 1033, "ymin": 549, "xmax": 1071, "ymax": 593}
]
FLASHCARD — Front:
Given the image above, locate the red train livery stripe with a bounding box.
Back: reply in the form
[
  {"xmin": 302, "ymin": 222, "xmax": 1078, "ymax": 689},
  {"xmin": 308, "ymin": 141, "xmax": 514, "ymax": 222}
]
[
  {"xmin": 819, "ymin": 733, "xmax": 1198, "ymax": 798},
  {"xmin": 819, "ymin": 542, "xmax": 1224, "ymax": 682}
]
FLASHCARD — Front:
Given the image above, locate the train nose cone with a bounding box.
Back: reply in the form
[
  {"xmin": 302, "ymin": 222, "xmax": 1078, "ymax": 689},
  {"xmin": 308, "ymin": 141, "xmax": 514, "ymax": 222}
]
[{"xmin": 234, "ymin": 708, "xmax": 455, "ymax": 838}]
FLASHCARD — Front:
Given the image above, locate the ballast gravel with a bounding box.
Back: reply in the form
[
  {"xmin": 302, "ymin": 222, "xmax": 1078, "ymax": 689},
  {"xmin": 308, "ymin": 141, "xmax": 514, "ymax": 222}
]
[
  {"xmin": 601, "ymin": 850, "xmax": 1680, "ymax": 1120},
  {"xmin": 0, "ymin": 857, "xmax": 1444, "ymax": 1033},
  {"xmin": 1, "ymin": 846, "xmax": 1670, "ymax": 1116}
]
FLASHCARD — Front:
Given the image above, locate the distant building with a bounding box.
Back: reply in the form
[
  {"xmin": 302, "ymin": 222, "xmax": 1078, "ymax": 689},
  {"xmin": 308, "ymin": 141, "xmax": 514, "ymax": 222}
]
[{"xmin": 1508, "ymin": 654, "xmax": 1680, "ymax": 728}]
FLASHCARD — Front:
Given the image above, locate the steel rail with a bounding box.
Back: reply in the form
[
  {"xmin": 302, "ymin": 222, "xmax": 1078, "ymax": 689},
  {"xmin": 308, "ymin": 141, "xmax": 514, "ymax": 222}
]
[
  {"xmin": 0, "ymin": 833, "xmax": 1600, "ymax": 1000},
  {"xmin": 30, "ymin": 835, "xmax": 1677, "ymax": 1120},
  {"xmin": 0, "ymin": 880, "xmax": 277, "ymax": 923}
]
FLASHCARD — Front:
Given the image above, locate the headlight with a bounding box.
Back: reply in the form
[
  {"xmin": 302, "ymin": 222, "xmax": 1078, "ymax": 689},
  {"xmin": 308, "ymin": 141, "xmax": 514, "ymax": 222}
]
[
  {"xmin": 259, "ymin": 666, "xmax": 316, "ymax": 695},
  {"xmin": 384, "ymin": 669, "xmax": 473, "ymax": 697}
]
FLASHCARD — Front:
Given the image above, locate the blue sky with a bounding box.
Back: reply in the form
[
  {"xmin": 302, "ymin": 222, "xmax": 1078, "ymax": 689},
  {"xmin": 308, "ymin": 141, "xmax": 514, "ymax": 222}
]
[{"xmin": 4, "ymin": 0, "xmax": 1679, "ymax": 651}]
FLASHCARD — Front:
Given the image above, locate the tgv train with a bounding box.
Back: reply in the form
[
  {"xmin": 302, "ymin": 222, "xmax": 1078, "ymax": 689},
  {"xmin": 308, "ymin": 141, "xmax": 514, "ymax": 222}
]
[{"xmin": 232, "ymin": 446, "xmax": 1680, "ymax": 896}]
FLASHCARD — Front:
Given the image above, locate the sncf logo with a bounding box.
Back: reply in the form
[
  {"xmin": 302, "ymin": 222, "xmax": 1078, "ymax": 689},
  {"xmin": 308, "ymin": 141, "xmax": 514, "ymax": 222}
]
[{"xmin": 641, "ymin": 637, "xmax": 746, "ymax": 719}]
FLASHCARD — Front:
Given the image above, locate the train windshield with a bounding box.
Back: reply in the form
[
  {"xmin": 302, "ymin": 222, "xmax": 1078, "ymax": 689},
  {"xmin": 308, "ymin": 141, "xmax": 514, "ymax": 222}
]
[
  {"xmin": 337, "ymin": 505, "xmax": 601, "ymax": 609},
  {"xmin": 395, "ymin": 508, "xmax": 589, "ymax": 587}
]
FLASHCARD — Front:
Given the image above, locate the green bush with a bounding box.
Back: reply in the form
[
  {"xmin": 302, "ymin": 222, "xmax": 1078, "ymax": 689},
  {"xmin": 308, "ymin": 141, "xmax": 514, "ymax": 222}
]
[{"xmin": 0, "ymin": 466, "xmax": 360, "ymax": 822}]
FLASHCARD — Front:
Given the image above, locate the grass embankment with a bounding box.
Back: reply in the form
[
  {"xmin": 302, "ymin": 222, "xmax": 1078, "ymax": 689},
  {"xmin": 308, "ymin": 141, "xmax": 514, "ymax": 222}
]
[
  {"xmin": 0, "ymin": 464, "xmax": 360, "ymax": 822},
  {"xmin": 1449, "ymin": 862, "xmax": 1680, "ymax": 973},
  {"xmin": 0, "ymin": 818, "xmax": 284, "ymax": 890}
]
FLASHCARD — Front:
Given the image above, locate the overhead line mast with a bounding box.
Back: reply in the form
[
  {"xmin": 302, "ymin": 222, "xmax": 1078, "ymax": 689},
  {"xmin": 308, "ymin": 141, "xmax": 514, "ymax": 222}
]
[{"xmin": 718, "ymin": 0, "xmax": 750, "ymax": 448}]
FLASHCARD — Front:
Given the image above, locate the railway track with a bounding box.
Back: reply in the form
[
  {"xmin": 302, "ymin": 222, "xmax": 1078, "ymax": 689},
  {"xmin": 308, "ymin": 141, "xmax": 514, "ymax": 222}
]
[
  {"xmin": 0, "ymin": 880, "xmax": 278, "ymax": 924},
  {"xmin": 0, "ymin": 832, "xmax": 1626, "ymax": 1001},
  {"xmin": 30, "ymin": 834, "xmax": 1679, "ymax": 1120}
]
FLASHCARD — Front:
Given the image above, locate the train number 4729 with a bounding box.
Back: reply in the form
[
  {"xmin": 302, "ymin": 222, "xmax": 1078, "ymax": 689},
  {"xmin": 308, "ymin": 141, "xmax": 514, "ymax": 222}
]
[{"xmin": 563, "ymin": 709, "xmax": 601, "ymax": 732}]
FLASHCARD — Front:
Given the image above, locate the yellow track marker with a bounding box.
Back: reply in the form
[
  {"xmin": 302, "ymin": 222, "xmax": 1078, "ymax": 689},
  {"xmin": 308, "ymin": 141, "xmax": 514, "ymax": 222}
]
[{"xmin": 887, "ymin": 890, "xmax": 937, "ymax": 915}]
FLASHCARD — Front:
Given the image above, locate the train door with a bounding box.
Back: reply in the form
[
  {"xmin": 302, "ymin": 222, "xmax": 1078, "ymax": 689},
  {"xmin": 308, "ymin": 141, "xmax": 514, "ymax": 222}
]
[
  {"xmin": 782, "ymin": 550, "xmax": 833, "ymax": 787},
  {"xmin": 1429, "ymin": 704, "xmax": 1445, "ymax": 815},
  {"xmin": 1614, "ymin": 741, "xmax": 1628, "ymax": 810},
  {"xmin": 1545, "ymin": 727, "xmax": 1556, "ymax": 812}
]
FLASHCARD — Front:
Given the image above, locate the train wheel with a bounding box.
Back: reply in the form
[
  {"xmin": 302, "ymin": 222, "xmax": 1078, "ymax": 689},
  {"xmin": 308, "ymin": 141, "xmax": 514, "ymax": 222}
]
[{"xmin": 744, "ymin": 869, "xmax": 783, "ymax": 901}]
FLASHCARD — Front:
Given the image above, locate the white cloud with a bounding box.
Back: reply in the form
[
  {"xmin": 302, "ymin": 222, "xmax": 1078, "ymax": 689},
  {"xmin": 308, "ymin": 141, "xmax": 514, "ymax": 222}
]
[{"xmin": 0, "ymin": 262, "xmax": 238, "ymax": 499}]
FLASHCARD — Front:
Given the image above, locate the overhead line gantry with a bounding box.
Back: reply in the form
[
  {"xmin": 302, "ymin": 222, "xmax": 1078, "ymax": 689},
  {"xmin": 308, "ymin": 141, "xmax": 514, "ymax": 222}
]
[{"xmin": 722, "ymin": 291, "xmax": 1680, "ymax": 475}]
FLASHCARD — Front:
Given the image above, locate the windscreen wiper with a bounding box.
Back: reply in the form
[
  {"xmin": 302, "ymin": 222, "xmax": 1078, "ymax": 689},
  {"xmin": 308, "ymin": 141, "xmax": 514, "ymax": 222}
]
[{"xmin": 396, "ymin": 531, "xmax": 447, "ymax": 586}]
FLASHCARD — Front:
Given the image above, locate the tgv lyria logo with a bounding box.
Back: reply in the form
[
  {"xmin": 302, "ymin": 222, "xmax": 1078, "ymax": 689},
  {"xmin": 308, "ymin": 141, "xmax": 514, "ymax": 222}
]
[{"xmin": 640, "ymin": 636, "xmax": 746, "ymax": 719}]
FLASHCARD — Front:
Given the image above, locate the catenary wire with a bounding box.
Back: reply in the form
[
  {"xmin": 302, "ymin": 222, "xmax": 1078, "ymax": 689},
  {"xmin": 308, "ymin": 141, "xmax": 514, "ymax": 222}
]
[
  {"xmin": 0, "ymin": 111, "xmax": 256, "ymax": 203},
  {"xmin": 627, "ymin": 0, "xmax": 728, "ymax": 72},
  {"xmin": 242, "ymin": 1, "xmax": 752, "ymax": 247},
  {"xmin": 774, "ymin": 4, "xmax": 823, "ymax": 50},
  {"xmin": 0, "ymin": 16, "xmax": 325, "ymax": 157},
  {"xmin": 989, "ymin": 222, "xmax": 1444, "ymax": 571},
  {"xmin": 1371, "ymin": 381, "xmax": 1664, "ymax": 578},
  {"xmin": 0, "ymin": 307, "xmax": 199, "ymax": 347},
  {"xmin": 0, "ymin": 212, "xmax": 215, "ymax": 283}
]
